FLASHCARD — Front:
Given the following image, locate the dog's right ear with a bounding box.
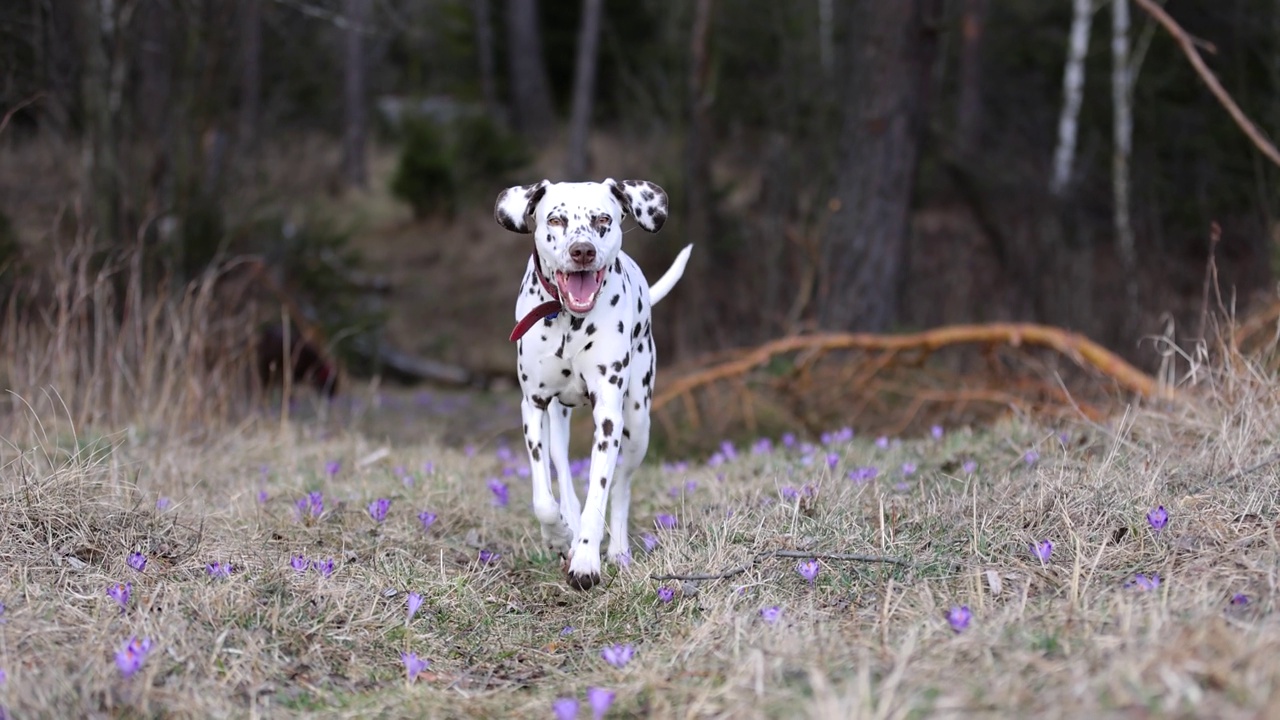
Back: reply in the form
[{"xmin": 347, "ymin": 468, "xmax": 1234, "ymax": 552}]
[{"xmin": 494, "ymin": 180, "xmax": 550, "ymax": 234}]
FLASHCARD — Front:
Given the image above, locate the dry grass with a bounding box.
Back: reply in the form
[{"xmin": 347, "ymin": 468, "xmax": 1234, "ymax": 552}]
[{"xmin": 0, "ymin": 336, "xmax": 1277, "ymax": 718}]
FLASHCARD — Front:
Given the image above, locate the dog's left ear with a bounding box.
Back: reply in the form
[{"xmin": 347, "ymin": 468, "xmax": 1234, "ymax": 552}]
[
  {"xmin": 494, "ymin": 179, "xmax": 550, "ymax": 234},
  {"xmin": 605, "ymin": 179, "xmax": 668, "ymax": 233}
]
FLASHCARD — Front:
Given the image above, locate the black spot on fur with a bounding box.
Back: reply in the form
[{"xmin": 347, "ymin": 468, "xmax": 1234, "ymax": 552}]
[
  {"xmin": 622, "ymin": 428, "xmax": 631, "ymax": 439},
  {"xmin": 614, "ymin": 258, "xmax": 622, "ymax": 273},
  {"xmin": 617, "ymin": 321, "xmax": 624, "ymax": 333},
  {"xmin": 597, "ymin": 440, "xmax": 608, "ymax": 452},
  {"xmin": 602, "ymin": 419, "xmax": 614, "ymax": 437},
  {"xmin": 583, "ymin": 341, "xmax": 593, "ymax": 351},
  {"xmin": 637, "ymin": 298, "xmax": 643, "ymax": 312},
  {"xmin": 521, "ymin": 373, "xmax": 528, "ymax": 381},
  {"xmin": 611, "ymin": 360, "xmax": 623, "ymax": 372},
  {"xmin": 570, "ymin": 317, "xmax": 584, "ymax": 331},
  {"xmin": 599, "ymin": 476, "xmax": 608, "ymax": 488},
  {"xmin": 531, "ymin": 447, "xmax": 541, "ymax": 461},
  {"xmin": 586, "ymin": 323, "xmax": 596, "ymax": 336},
  {"xmin": 632, "ymin": 323, "xmax": 641, "ymax": 339},
  {"xmin": 598, "ymin": 364, "xmax": 607, "ymax": 376},
  {"xmin": 610, "ymin": 294, "xmax": 620, "ymax": 306}
]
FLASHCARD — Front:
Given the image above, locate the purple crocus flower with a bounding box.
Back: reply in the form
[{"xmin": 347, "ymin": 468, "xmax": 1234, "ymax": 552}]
[
  {"xmin": 655, "ymin": 514, "xmax": 677, "ymax": 530},
  {"xmin": 561, "ymin": 625, "xmax": 575, "ymax": 636},
  {"xmin": 901, "ymin": 462, "xmax": 917, "ymax": 476},
  {"xmin": 401, "ymin": 652, "xmax": 429, "ymax": 682},
  {"xmin": 947, "ymin": 606, "xmax": 972, "ymax": 633},
  {"xmin": 553, "ymin": 698, "xmax": 579, "ymax": 720},
  {"xmin": 760, "ymin": 606, "xmax": 782, "ymax": 625},
  {"xmin": 752, "ymin": 438, "xmax": 773, "ymax": 454},
  {"xmin": 307, "ymin": 491, "xmax": 324, "ymax": 518},
  {"xmin": 325, "ymin": 460, "xmax": 341, "ymax": 478},
  {"xmin": 848, "ymin": 466, "xmax": 879, "ymax": 483},
  {"xmin": 797, "ymin": 559, "xmax": 819, "ymax": 583},
  {"xmin": 781, "ymin": 433, "xmax": 797, "ymax": 448},
  {"xmin": 720, "ymin": 440, "xmax": 738, "ymax": 461},
  {"xmin": 961, "ymin": 460, "xmax": 977, "ymax": 475},
  {"xmin": 1147, "ymin": 506, "xmax": 1168, "ymax": 533},
  {"xmin": 257, "ymin": 489, "xmax": 269, "ymax": 504},
  {"xmin": 781, "ymin": 486, "xmax": 800, "ymax": 501},
  {"xmin": 657, "ymin": 587, "xmax": 674, "ymax": 604},
  {"xmin": 312, "ymin": 557, "xmax": 335, "ymax": 577},
  {"xmin": 826, "ymin": 452, "xmax": 840, "ymax": 469},
  {"xmin": 487, "ymin": 479, "xmax": 509, "ymax": 507},
  {"xmin": 931, "ymin": 425, "xmax": 944, "ymax": 440},
  {"xmin": 115, "ymin": 636, "xmax": 152, "ymax": 678},
  {"xmin": 423, "ymin": 461, "xmax": 435, "ymax": 475},
  {"xmin": 107, "ymin": 582, "xmax": 131, "ymax": 611},
  {"xmin": 1031, "ymin": 540, "xmax": 1053, "ymax": 564},
  {"xmin": 1127, "ymin": 573, "xmax": 1161, "ymax": 591},
  {"xmin": 155, "ymin": 497, "xmax": 171, "ymax": 511},
  {"xmin": 587, "ymin": 687, "xmax": 616, "ymax": 720},
  {"xmin": 407, "ymin": 592, "xmax": 423, "ymax": 621},
  {"xmin": 418, "ymin": 510, "xmax": 437, "ymax": 530},
  {"xmin": 367, "ymin": 498, "xmax": 391, "ymax": 523},
  {"xmin": 290, "ymin": 555, "xmax": 309, "ymax": 573},
  {"xmin": 641, "ymin": 533, "xmax": 659, "ymax": 552},
  {"xmin": 1231, "ymin": 593, "xmax": 1249, "ymax": 606},
  {"xmin": 600, "ymin": 644, "xmax": 634, "ymax": 668},
  {"xmin": 875, "ymin": 436, "xmax": 889, "ymax": 450},
  {"xmin": 206, "ymin": 562, "xmax": 233, "ymax": 578},
  {"xmin": 1023, "ymin": 450, "xmax": 1040, "ymax": 465},
  {"xmin": 127, "ymin": 552, "xmax": 146, "ymax": 572},
  {"xmin": 479, "ymin": 550, "xmax": 500, "ymax": 565}
]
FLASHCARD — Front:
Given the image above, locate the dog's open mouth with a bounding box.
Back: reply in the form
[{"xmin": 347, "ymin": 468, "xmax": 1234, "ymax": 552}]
[{"xmin": 555, "ymin": 269, "xmax": 606, "ymax": 313}]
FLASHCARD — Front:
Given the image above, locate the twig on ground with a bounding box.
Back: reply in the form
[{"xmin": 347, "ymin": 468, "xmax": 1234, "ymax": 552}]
[{"xmin": 650, "ymin": 548, "xmax": 910, "ymax": 583}]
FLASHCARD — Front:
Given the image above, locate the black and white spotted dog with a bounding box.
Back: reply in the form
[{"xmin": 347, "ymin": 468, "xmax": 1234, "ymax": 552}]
[{"xmin": 495, "ymin": 178, "xmax": 692, "ymax": 590}]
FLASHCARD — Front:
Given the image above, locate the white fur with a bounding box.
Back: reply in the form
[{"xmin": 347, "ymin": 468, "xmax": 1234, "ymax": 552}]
[{"xmin": 495, "ymin": 178, "xmax": 691, "ymax": 590}]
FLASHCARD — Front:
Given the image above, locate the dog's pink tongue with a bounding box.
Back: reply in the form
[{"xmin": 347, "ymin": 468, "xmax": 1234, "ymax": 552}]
[{"xmin": 565, "ymin": 271, "xmax": 601, "ymax": 302}]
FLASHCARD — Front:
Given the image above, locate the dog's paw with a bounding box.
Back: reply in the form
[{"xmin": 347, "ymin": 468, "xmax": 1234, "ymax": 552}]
[
  {"xmin": 566, "ymin": 569, "xmax": 602, "ymax": 591},
  {"xmin": 566, "ymin": 549, "xmax": 602, "ymax": 591},
  {"xmin": 606, "ymin": 540, "xmax": 631, "ymax": 566}
]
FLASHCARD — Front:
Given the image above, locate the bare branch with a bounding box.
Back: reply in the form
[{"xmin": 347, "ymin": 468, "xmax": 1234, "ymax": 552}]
[
  {"xmin": 1133, "ymin": 0, "xmax": 1280, "ymax": 168},
  {"xmin": 0, "ymin": 93, "xmax": 43, "ymax": 138}
]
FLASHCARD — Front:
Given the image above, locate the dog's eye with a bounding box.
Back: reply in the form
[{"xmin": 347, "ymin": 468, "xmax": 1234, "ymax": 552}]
[
  {"xmin": 547, "ymin": 217, "xmax": 565, "ymax": 228},
  {"xmin": 592, "ymin": 215, "xmax": 611, "ymax": 227}
]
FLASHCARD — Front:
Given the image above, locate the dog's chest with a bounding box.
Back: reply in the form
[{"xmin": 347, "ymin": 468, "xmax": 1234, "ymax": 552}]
[{"xmin": 516, "ymin": 262, "xmax": 647, "ymax": 407}]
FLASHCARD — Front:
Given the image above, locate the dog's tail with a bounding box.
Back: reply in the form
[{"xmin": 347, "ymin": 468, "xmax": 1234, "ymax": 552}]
[{"xmin": 649, "ymin": 244, "xmax": 693, "ymax": 306}]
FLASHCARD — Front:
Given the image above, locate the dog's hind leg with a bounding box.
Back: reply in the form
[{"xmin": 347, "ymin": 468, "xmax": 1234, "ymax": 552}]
[
  {"xmin": 521, "ymin": 397, "xmax": 574, "ymax": 559},
  {"xmin": 547, "ymin": 399, "xmax": 580, "ymax": 539}
]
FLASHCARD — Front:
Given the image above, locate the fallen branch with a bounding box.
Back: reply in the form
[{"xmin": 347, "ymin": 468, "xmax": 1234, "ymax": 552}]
[
  {"xmin": 654, "ymin": 323, "xmax": 1173, "ymax": 414},
  {"xmin": 650, "ymin": 548, "xmax": 910, "ymax": 583},
  {"xmin": 1133, "ymin": 0, "xmax": 1280, "ymax": 168}
]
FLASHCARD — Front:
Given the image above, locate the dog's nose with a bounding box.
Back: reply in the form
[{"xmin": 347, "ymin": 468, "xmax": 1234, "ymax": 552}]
[{"xmin": 569, "ymin": 242, "xmax": 596, "ymax": 267}]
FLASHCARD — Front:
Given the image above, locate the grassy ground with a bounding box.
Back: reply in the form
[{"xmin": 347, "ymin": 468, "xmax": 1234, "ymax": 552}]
[{"xmin": 0, "ymin": 361, "xmax": 1278, "ymax": 719}]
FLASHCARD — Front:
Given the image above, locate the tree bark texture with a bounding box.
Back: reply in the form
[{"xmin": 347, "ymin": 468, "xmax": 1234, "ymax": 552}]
[
  {"xmin": 1050, "ymin": 0, "xmax": 1093, "ymax": 196},
  {"xmin": 954, "ymin": 0, "xmax": 987, "ymax": 158},
  {"xmin": 565, "ymin": 0, "xmax": 604, "ymax": 179},
  {"xmin": 818, "ymin": 0, "xmax": 937, "ymax": 333},
  {"xmin": 76, "ymin": 0, "xmax": 128, "ymax": 245},
  {"xmin": 342, "ymin": 0, "xmax": 369, "ymax": 188},
  {"xmin": 1111, "ymin": 0, "xmax": 1138, "ymax": 323},
  {"xmin": 504, "ymin": 0, "xmax": 556, "ymax": 141}
]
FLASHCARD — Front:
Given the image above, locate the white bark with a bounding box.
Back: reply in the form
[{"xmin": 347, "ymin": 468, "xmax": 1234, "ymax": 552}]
[
  {"xmin": 1112, "ymin": 0, "xmax": 1138, "ymax": 310},
  {"xmin": 1050, "ymin": 0, "xmax": 1094, "ymax": 196}
]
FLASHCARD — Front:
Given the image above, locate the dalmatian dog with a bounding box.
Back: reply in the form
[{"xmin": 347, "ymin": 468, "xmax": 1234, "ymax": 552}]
[{"xmin": 495, "ymin": 178, "xmax": 693, "ymax": 590}]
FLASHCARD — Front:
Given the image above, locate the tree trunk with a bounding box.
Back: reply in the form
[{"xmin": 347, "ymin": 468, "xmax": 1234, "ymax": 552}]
[
  {"xmin": 1111, "ymin": 0, "xmax": 1138, "ymax": 327},
  {"xmin": 342, "ymin": 0, "xmax": 369, "ymax": 188},
  {"xmin": 817, "ymin": 0, "xmax": 937, "ymax": 332},
  {"xmin": 471, "ymin": 0, "xmax": 503, "ymax": 124},
  {"xmin": 954, "ymin": 0, "xmax": 987, "ymax": 158},
  {"xmin": 1050, "ymin": 0, "xmax": 1093, "ymax": 197},
  {"xmin": 504, "ymin": 0, "xmax": 556, "ymax": 141},
  {"xmin": 238, "ymin": 0, "xmax": 262, "ymax": 150},
  {"xmin": 76, "ymin": 0, "xmax": 123, "ymax": 245},
  {"xmin": 565, "ymin": 0, "xmax": 604, "ymax": 179},
  {"xmin": 672, "ymin": 0, "xmax": 721, "ymax": 356},
  {"xmin": 817, "ymin": 0, "xmax": 834, "ymax": 75}
]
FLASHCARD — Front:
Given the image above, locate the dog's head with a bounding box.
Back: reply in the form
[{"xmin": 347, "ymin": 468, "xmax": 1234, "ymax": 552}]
[{"xmin": 494, "ymin": 179, "xmax": 667, "ymax": 314}]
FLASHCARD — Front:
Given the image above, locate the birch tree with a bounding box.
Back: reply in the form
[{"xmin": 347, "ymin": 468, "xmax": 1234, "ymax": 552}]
[
  {"xmin": 565, "ymin": 0, "xmax": 604, "ymax": 179},
  {"xmin": 1050, "ymin": 0, "xmax": 1094, "ymax": 196},
  {"xmin": 1111, "ymin": 0, "xmax": 1138, "ymax": 314},
  {"xmin": 504, "ymin": 0, "xmax": 556, "ymax": 141}
]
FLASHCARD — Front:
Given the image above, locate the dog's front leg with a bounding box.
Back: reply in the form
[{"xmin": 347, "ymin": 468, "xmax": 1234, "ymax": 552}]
[
  {"xmin": 521, "ymin": 397, "xmax": 574, "ymax": 559},
  {"xmin": 565, "ymin": 387, "xmax": 624, "ymax": 591},
  {"xmin": 547, "ymin": 400, "xmax": 581, "ymax": 538}
]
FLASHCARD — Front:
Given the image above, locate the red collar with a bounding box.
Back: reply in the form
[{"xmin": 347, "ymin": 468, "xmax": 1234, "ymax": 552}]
[{"xmin": 509, "ymin": 253, "xmax": 564, "ymax": 342}]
